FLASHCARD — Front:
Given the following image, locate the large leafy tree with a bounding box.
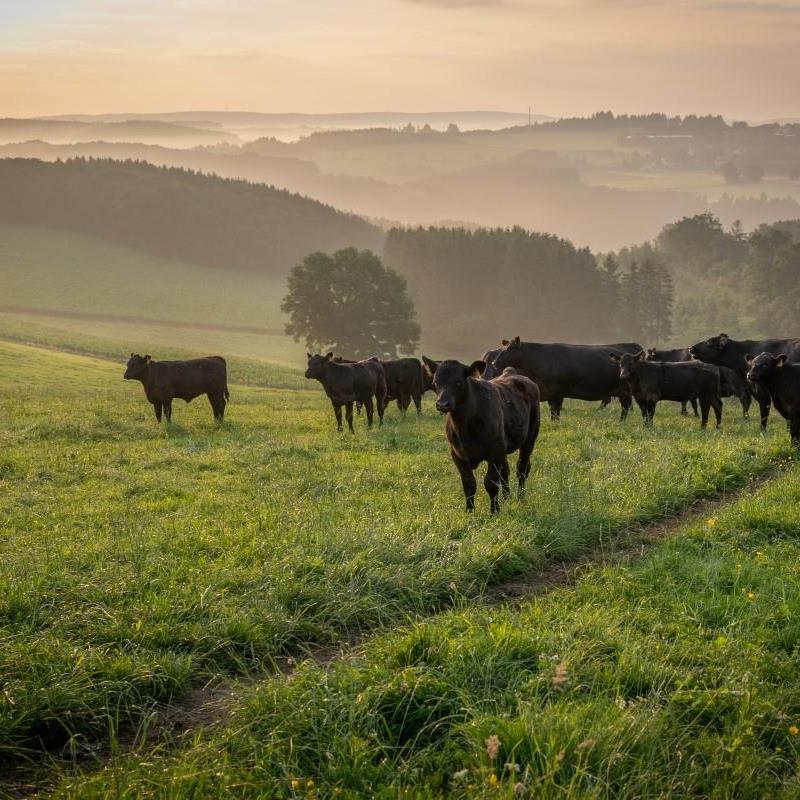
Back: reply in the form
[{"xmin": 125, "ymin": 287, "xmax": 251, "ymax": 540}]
[{"xmin": 282, "ymin": 248, "xmax": 420, "ymax": 359}]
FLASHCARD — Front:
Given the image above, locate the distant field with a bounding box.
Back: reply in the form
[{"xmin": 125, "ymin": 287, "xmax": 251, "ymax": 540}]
[
  {"xmin": 582, "ymin": 169, "xmax": 800, "ymax": 201},
  {"xmin": 1, "ymin": 339, "xmax": 796, "ymax": 791},
  {"xmin": 0, "ymin": 224, "xmax": 306, "ymax": 367}
]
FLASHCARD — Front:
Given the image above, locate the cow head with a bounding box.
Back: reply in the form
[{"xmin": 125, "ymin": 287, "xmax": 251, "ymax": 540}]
[
  {"xmin": 489, "ymin": 336, "xmax": 523, "ymax": 375},
  {"xmin": 611, "ymin": 349, "xmax": 646, "ymax": 380},
  {"xmin": 689, "ymin": 333, "xmax": 729, "ymax": 363},
  {"xmin": 746, "ymin": 352, "xmax": 787, "ymax": 384},
  {"xmin": 423, "ymin": 356, "xmax": 484, "ymax": 413},
  {"xmin": 305, "ymin": 352, "xmax": 333, "ymax": 380},
  {"xmin": 124, "ymin": 353, "xmax": 151, "ymax": 380}
]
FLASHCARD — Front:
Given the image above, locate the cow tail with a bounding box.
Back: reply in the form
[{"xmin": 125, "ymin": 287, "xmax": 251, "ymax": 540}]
[{"xmin": 225, "ymin": 385, "xmax": 230, "ymax": 402}]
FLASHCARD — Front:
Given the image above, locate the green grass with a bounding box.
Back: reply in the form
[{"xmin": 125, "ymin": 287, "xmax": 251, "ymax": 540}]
[
  {"xmin": 0, "ymin": 224, "xmax": 305, "ymax": 366},
  {"xmin": 1, "ymin": 339, "xmax": 796, "ymax": 779},
  {"xmin": 56, "ymin": 463, "xmax": 800, "ymax": 799}
]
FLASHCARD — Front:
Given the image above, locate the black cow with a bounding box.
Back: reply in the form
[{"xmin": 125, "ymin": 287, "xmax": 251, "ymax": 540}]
[
  {"xmin": 422, "ymin": 356, "xmax": 540, "ymax": 514},
  {"xmin": 306, "ymin": 353, "xmax": 387, "ymax": 432},
  {"xmin": 488, "ymin": 337, "xmax": 635, "ymax": 421},
  {"xmin": 746, "ymin": 353, "xmax": 800, "ymax": 445},
  {"xmin": 124, "ymin": 353, "xmax": 229, "ymax": 423},
  {"xmin": 689, "ymin": 333, "xmax": 800, "ymax": 430},
  {"xmin": 718, "ymin": 365, "xmax": 752, "ymax": 418},
  {"xmin": 381, "ymin": 358, "xmax": 425, "ymax": 415},
  {"xmin": 645, "ymin": 347, "xmax": 698, "ymax": 416},
  {"xmin": 612, "ymin": 350, "xmax": 722, "ymax": 428}
]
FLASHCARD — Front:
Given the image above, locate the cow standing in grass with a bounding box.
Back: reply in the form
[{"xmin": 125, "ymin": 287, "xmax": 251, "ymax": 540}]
[
  {"xmin": 612, "ymin": 350, "xmax": 722, "ymax": 428},
  {"xmin": 306, "ymin": 353, "xmax": 387, "ymax": 432},
  {"xmin": 487, "ymin": 337, "xmax": 634, "ymax": 421},
  {"xmin": 422, "ymin": 356, "xmax": 540, "ymax": 514},
  {"xmin": 689, "ymin": 333, "xmax": 800, "ymax": 429},
  {"xmin": 746, "ymin": 353, "xmax": 800, "ymax": 445},
  {"xmin": 124, "ymin": 353, "xmax": 229, "ymax": 423}
]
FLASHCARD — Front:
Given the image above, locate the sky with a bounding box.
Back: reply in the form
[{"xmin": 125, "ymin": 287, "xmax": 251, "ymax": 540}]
[{"xmin": 1, "ymin": 0, "xmax": 799, "ymax": 120}]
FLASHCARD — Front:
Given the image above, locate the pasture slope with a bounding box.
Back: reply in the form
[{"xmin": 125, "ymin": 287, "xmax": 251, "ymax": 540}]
[
  {"xmin": 0, "ymin": 224, "xmax": 304, "ymax": 366},
  {"xmin": 1, "ymin": 338, "xmax": 798, "ymax": 797}
]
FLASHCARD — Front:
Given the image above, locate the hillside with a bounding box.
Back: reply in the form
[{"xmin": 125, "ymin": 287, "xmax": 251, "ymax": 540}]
[
  {"xmin": 0, "ymin": 225, "xmax": 305, "ymax": 366},
  {"xmin": 0, "ymin": 158, "xmax": 385, "ymax": 276}
]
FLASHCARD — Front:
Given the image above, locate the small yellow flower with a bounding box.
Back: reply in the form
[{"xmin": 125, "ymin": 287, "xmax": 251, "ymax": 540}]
[
  {"xmin": 306, "ymin": 779, "xmax": 315, "ymax": 788},
  {"xmin": 488, "ymin": 773, "xmax": 498, "ymax": 786},
  {"xmin": 291, "ymin": 780, "xmax": 301, "ymax": 790},
  {"xmin": 776, "ymin": 746, "xmax": 783, "ymax": 752},
  {"xmin": 747, "ymin": 592, "xmax": 755, "ymax": 600},
  {"xmin": 707, "ymin": 517, "xmax": 718, "ymax": 527},
  {"xmin": 789, "ymin": 725, "xmax": 799, "ymax": 736}
]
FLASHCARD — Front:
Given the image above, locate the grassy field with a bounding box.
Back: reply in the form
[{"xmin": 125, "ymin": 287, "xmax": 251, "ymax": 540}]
[
  {"xmin": 2, "ymin": 338, "xmax": 798, "ymax": 795},
  {"xmin": 60, "ymin": 463, "xmax": 800, "ymax": 799},
  {"xmin": 0, "ymin": 224, "xmax": 305, "ymax": 366}
]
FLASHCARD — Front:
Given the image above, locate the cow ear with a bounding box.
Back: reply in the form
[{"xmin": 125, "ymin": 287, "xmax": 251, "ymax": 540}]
[
  {"xmin": 501, "ymin": 339, "xmax": 509, "ymax": 346},
  {"xmin": 325, "ymin": 352, "xmax": 333, "ymax": 361},
  {"xmin": 421, "ymin": 355, "xmax": 438, "ymax": 376},
  {"xmin": 466, "ymin": 360, "xmax": 486, "ymax": 378},
  {"xmin": 130, "ymin": 352, "xmax": 134, "ymax": 358},
  {"xmin": 745, "ymin": 353, "xmax": 754, "ymax": 365},
  {"xmin": 144, "ymin": 355, "xmax": 151, "ymax": 363},
  {"xmin": 777, "ymin": 354, "xmax": 788, "ymax": 367},
  {"xmin": 306, "ymin": 352, "xmax": 312, "ymax": 359},
  {"xmin": 636, "ymin": 350, "xmax": 646, "ymax": 361},
  {"xmin": 609, "ymin": 353, "xmax": 621, "ymax": 362},
  {"xmin": 512, "ymin": 336, "xmax": 521, "ymax": 348},
  {"xmin": 719, "ymin": 333, "xmax": 729, "ymax": 348}
]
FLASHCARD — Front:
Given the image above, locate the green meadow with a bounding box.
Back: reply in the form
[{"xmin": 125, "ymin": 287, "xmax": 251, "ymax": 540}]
[{"xmin": 1, "ymin": 336, "xmax": 798, "ymax": 797}]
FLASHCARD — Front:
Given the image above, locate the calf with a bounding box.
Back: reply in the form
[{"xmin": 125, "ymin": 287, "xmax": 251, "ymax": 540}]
[
  {"xmin": 422, "ymin": 356, "xmax": 540, "ymax": 514},
  {"xmin": 123, "ymin": 353, "xmax": 229, "ymax": 423},
  {"xmin": 746, "ymin": 353, "xmax": 800, "ymax": 445},
  {"xmin": 611, "ymin": 350, "xmax": 722, "ymax": 428},
  {"xmin": 381, "ymin": 358, "xmax": 425, "ymax": 415},
  {"xmin": 305, "ymin": 353, "xmax": 387, "ymax": 432},
  {"xmin": 645, "ymin": 347, "xmax": 698, "ymax": 416}
]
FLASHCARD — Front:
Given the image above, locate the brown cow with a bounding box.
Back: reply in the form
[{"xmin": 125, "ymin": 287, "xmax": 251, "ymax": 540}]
[
  {"xmin": 124, "ymin": 353, "xmax": 229, "ymax": 423},
  {"xmin": 422, "ymin": 356, "xmax": 540, "ymax": 514},
  {"xmin": 306, "ymin": 353, "xmax": 387, "ymax": 432}
]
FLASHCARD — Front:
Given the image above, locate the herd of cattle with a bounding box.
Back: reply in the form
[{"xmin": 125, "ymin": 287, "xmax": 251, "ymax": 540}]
[{"xmin": 123, "ymin": 332, "xmax": 800, "ymax": 513}]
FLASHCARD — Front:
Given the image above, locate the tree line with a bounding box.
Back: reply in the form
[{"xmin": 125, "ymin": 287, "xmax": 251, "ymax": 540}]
[{"xmin": 0, "ymin": 158, "xmax": 384, "ymax": 276}]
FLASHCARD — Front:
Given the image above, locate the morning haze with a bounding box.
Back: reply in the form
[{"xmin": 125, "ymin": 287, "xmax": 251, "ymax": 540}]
[{"xmin": 4, "ymin": 1, "xmax": 800, "ymax": 795}]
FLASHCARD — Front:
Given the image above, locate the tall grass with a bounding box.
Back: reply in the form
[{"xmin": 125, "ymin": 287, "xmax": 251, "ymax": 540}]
[{"xmin": 0, "ymin": 339, "xmax": 794, "ymax": 769}]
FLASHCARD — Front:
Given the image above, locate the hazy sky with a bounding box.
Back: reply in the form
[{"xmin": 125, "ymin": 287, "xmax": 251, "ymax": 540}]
[{"xmin": 1, "ymin": 0, "xmax": 799, "ymax": 119}]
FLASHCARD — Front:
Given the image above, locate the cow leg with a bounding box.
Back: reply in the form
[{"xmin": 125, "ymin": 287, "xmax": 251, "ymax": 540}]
[
  {"xmin": 680, "ymin": 400, "xmax": 689, "ymax": 416},
  {"xmin": 208, "ymin": 392, "xmax": 224, "ymax": 422},
  {"xmin": 790, "ymin": 414, "xmax": 800, "ymax": 447},
  {"xmin": 412, "ymin": 390, "xmax": 422, "ymax": 415},
  {"xmin": 711, "ymin": 397, "xmax": 723, "ymax": 429},
  {"xmin": 499, "ymin": 457, "xmax": 511, "ymax": 499},
  {"xmin": 549, "ymin": 397, "xmax": 563, "ymax": 421},
  {"xmin": 376, "ymin": 388, "xmax": 386, "ymax": 426},
  {"xmin": 163, "ymin": 397, "xmax": 173, "ymax": 424},
  {"xmin": 757, "ymin": 394, "xmax": 771, "ymax": 431},
  {"xmin": 363, "ymin": 396, "xmax": 375, "ymax": 428},
  {"xmin": 690, "ymin": 398, "xmax": 699, "ymax": 417},
  {"xmin": 647, "ymin": 399, "xmax": 657, "ymax": 426},
  {"xmin": 619, "ymin": 394, "xmax": 631, "ymax": 422},
  {"xmin": 345, "ymin": 402, "xmax": 355, "ymax": 434},
  {"xmin": 152, "ymin": 401, "xmax": 163, "ymax": 423},
  {"xmin": 484, "ymin": 461, "xmax": 504, "ymax": 514},
  {"xmin": 332, "ymin": 401, "xmax": 343, "ymax": 432},
  {"xmin": 699, "ymin": 398, "xmax": 710, "ymax": 429},
  {"xmin": 516, "ymin": 417, "xmax": 539, "ymax": 495},
  {"xmin": 452, "ymin": 454, "xmax": 477, "ymax": 512},
  {"xmin": 637, "ymin": 398, "xmax": 648, "ymax": 424},
  {"xmin": 599, "ymin": 397, "xmax": 612, "ymax": 410},
  {"xmin": 741, "ymin": 391, "xmax": 751, "ymax": 418}
]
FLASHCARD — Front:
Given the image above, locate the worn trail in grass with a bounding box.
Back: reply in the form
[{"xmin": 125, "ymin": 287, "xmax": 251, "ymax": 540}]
[
  {"xmin": 55, "ymin": 464, "xmax": 800, "ymax": 799},
  {"xmin": 0, "ymin": 338, "xmax": 794, "ymax": 770}
]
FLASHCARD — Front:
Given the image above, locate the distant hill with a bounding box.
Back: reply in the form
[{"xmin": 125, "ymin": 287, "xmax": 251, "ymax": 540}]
[
  {"xmin": 0, "ymin": 158, "xmax": 385, "ymax": 276},
  {"xmin": 0, "ymin": 118, "xmax": 238, "ymax": 147}
]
